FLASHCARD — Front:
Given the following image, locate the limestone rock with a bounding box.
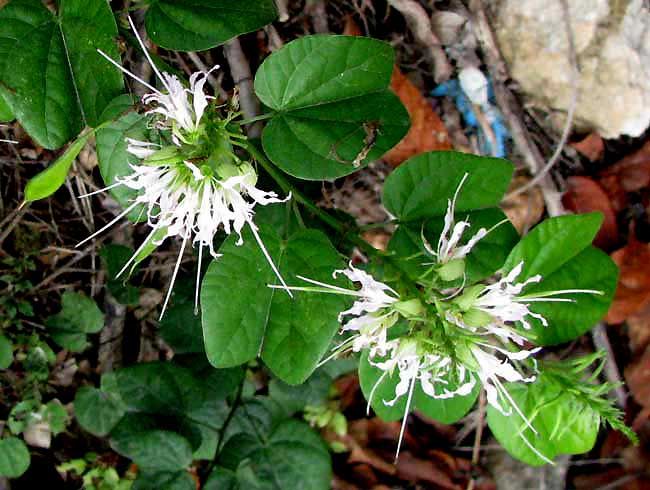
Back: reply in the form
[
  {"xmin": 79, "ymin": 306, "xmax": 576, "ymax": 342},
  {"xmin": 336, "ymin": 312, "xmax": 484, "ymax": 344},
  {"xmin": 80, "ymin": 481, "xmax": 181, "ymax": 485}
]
[{"xmin": 494, "ymin": 0, "xmax": 650, "ymax": 138}]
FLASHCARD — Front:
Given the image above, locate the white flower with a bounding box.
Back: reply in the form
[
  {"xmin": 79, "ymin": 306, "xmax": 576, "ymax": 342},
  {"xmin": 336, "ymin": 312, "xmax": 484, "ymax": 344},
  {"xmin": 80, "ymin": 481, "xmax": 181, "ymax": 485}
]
[
  {"xmin": 333, "ymin": 263, "xmax": 400, "ymax": 321},
  {"xmin": 422, "ymin": 173, "xmax": 487, "ymax": 264},
  {"xmin": 366, "ymin": 339, "xmax": 476, "ymax": 460},
  {"xmin": 474, "ymin": 261, "xmax": 602, "ymax": 331},
  {"xmin": 80, "ymin": 16, "xmax": 292, "ymax": 319}
]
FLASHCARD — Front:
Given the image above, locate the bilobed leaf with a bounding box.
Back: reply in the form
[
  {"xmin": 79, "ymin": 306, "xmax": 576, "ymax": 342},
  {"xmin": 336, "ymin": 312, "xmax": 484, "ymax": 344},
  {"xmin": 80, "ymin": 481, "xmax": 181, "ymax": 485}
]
[
  {"xmin": 254, "ymin": 35, "xmax": 408, "ymax": 179},
  {"xmin": 503, "ymin": 213, "xmax": 603, "ymax": 279},
  {"xmin": 503, "ymin": 214, "xmax": 617, "ymax": 345},
  {"xmin": 382, "ymin": 151, "xmax": 514, "ymax": 222},
  {"xmin": 358, "ymin": 351, "xmax": 479, "ymax": 423},
  {"xmin": 74, "ymin": 386, "xmax": 126, "ymax": 436},
  {"xmin": 145, "ymin": 0, "xmax": 277, "ymax": 51},
  {"xmin": 110, "ymin": 414, "xmax": 193, "ymax": 471},
  {"xmin": 261, "ymin": 91, "xmax": 410, "ymax": 180},
  {"xmin": 218, "ymin": 419, "xmax": 331, "ymax": 490},
  {"xmin": 517, "ymin": 247, "xmax": 618, "ymax": 345},
  {"xmin": 0, "ymin": 437, "xmax": 30, "ymax": 478},
  {"xmin": 58, "ymin": 0, "xmax": 124, "ymax": 127},
  {"xmin": 0, "ymin": 0, "xmax": 123, "ymax": 149},
  {"xmin": 201, "ymin": 220, "xmax": 350, "ymax": 384},
  {"xmin": 487, "ymin": 374, "xmax": 599, "ymax": 466}
]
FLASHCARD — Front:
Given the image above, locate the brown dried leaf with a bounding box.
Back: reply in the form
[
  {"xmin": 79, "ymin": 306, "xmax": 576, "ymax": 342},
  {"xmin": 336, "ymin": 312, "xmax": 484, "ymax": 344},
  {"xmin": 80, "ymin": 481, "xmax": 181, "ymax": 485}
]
[
  {"xmin": 606, "ymin": 233, "xmax": 650, "ymax": 324},
  {"xmin": 395, "ymin": 451, "xmax": 462, "ymax": 490},
  {"xmin": 563, "ymin": 176, "xmax": 619, "ymax": 250},
  {"xmin": 626, "ymin": 346, "xmax": 650, "ymax": 408},
  {"xmin": 571, "ymin": 132, "xmax": 604, "ymax": 162},
  {"xmin": 501, "ymin": 176, "xmax": 545, "ymax": 234},
  {"xmin": 384, "ymin": 67, "xmax": 452, "ymax": 166},
  {"xmin": 602, "ymin": 140, "xmax": 650, "ymax": 193},
  {"xmin": 627, "ymin": 301, "xmax": 650, "ymax": 355}
]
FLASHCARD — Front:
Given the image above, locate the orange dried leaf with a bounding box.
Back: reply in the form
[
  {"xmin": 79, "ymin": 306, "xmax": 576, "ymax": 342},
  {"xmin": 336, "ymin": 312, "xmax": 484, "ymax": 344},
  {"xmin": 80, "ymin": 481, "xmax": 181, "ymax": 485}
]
[
  {"xmin": 384, "ymin": 68, "xmax": 452, "ymax": 166},
  {"xmin": 571, "ymin": 132, "xmax": 604, "ymax": 162},
  {"xmin": 607, "ymin": 234, "xmax": 650, "ymax": 324},
  {"xmin": 563, "ymin": 176, "xmax": 619, "ymax": 250}
]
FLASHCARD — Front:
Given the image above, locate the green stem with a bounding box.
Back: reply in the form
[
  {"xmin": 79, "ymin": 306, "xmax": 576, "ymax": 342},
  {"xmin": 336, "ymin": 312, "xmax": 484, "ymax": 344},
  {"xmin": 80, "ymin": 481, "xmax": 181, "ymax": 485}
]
[
  {"xmin": 238, "ymin": 113, "xmax": 275, "ymax": 125},
  {"xmin": 242, "ymin": 141, "xmax": 425, "ymax": 298}
]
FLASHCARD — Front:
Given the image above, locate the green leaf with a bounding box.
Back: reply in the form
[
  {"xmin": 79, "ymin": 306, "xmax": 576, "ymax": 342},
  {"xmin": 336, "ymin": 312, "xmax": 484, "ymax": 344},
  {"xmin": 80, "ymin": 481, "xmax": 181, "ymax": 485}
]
[
  {"xmin": 201, "ymin": 222, "xmax": 350, "ymax": 384},
  {"xmin": 0, "ymin": 334, "xmax": 13, "ymax": 369},
  {"xmin": 487, "ymin": 374, "xmax": 600, "ymax": 466},
  {"xmin": 24, "ymin": 129, "xmax": 93, "ymax": 202},
  {"xmin": 0, "ymin": 0, "xmax": 123, "ymax": 149},
  {"xmin": 96, "ymin": 97, "xmax": 147, "ymax": 218},
  {"xmin": 516, "ymin": 247, "xmax": 618, "ymax": 345},
  {"xmin": 502, "ymin": 214, "xmax": 616, "ymax": 345},
  {"xmin": 74, "ymin": 386, "xmax": 126, "ymax": 437},
  {"xmin": 0, "ymin": 437, "xmax": 30, "ymax": 478},
  {"xmin": 358, "ymin": 351, "xmax": 479, "ymax": 423},
  {"xmin": 389, "ymin": 208, "xmax": 518, "ymax": 284},
  {"xmin": 131, "ymin": 471, "xmax": 196, "ymax": 490},
  {"xmin": 159, "ymin": 301, "xmax": 204, "ymax": 354},
  {"xmin": 133, "ymin": 471, "xmax": 195, "ymax": 490},
  {"xmin": 204, "ymin": 467, "xmax": 239, "ymax": 490},
  {"xmin": 45, "ymin": 291, "xmax": 104, "ymax": 351},
  {"xmin": 503, "ymin": 213, "xmax": 603, "ymax": 279},
  {"xmin": 0, "ymin": 95, "xmax": 13, "ymax": 122},
  {"xmin": 382, "ymin": 151, "xmax": 514, "ymax": 222},
  {"xmin": 145, "ymin": 0, "xmax": 277, "ymax": 51},
  {"xmin": 254, "ymin": 35, "xmax": 408, "ymax": 179},
  {"xmin": 218, "ymin": 419, "xmax": 331, "ymax": 490},
  {"xmin": 58, "ymin": 0, "xmax": 124, "ymax": 126},
  {"xmin": 110, "ymin": 414, "xmax": 193, "ymax": 471},
  {"xmin": 115, "ymin": 363, "xmax": 186, "ymax": 415},
  {"xmin": 261, "ymin": 91, "xmax": 410, "ymax": 180}
]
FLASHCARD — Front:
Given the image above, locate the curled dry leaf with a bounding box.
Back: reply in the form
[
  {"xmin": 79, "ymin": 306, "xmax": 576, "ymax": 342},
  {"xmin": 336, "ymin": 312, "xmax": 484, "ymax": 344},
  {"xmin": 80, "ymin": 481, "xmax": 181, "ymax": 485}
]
[
  {"xmin": 571, "ymin": 132, "xmax": 605, "ymax": 162},
  {"xmin": 384, "ymin": 67, "xmax": 452, "ymax": 166},
  {"xmin": 395, "ymin": 451, "xmax": 462, "ymax": 490},
  {"xmin": 601, "ymin": 140, "xmax": 650, "ymax": 193},
  {"xmin": 501, "ymin": 176, "xmax": 545, "ymax": 234},
  {"xmin": 606, "ymin": 232, "xmax": 650, "ymax": 324},
  {"xmin": 562, "ymin": 176, "xmax": 619, "ymax": 250}
]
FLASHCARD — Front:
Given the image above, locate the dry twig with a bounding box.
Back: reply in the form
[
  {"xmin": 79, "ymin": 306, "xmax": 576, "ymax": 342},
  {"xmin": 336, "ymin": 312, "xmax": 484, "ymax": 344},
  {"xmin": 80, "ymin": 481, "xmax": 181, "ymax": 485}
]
[{"xmin": 386, "ymin": 0, "xmax": 453, "ymax": 82}]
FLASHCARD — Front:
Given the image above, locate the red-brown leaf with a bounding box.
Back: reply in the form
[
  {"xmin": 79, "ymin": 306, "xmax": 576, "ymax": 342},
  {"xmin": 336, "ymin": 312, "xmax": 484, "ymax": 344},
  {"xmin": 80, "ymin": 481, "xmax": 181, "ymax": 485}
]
[{"xmin": 562, "ymin": 176, "xmax": 619, "ymax": 250}]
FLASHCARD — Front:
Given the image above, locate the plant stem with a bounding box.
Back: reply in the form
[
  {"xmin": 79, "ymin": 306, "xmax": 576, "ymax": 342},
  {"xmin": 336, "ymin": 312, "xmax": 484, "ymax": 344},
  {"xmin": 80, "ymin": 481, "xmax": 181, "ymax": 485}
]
[{"xmin": 204, "ymin": 374, "xmax": 246, "ymax": 480}]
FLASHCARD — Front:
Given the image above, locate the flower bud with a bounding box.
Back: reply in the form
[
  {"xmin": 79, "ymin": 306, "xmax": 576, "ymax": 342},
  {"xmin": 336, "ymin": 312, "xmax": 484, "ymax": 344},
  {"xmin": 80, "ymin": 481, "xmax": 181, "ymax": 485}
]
[
  {"xmin": 393, "ymin": 298, "xmax": 425, "ymax": 318},
  {"xmin": 437, "ymin": 258, "xmax": 465, "ymax": 281},
  {"xmin": 461, "ymin": 307, "xmax": 494, "ymax": 328}
]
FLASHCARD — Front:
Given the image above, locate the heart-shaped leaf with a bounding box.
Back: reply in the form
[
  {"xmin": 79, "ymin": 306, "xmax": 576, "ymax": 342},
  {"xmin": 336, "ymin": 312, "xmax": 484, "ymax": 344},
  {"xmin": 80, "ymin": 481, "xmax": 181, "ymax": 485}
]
[
  {"xmin": 255, "ymin": 35, "xmax": 409, "ymax": 179},
  {"xmin": 0, "ymin": 437, "xmax": 30, "ymax": 478}
]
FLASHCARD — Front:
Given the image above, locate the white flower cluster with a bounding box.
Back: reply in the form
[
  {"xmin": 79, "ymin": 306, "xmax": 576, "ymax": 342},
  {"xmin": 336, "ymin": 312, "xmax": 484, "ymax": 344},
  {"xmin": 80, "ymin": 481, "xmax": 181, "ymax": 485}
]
[
  {"xmin": 80, "ymin": 17, "xmax": 291, "ymax": 318},
  {"xmin": 280, "ymin": 175, "xmax": 600, "ymax": 462}
]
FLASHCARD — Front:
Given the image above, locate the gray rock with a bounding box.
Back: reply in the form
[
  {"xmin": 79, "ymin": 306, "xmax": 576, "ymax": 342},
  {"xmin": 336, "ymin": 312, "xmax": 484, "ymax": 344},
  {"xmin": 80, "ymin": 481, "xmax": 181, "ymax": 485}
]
[{"xmin": 494, "ymin": 0, "xmax": 650, "ymax": 138}]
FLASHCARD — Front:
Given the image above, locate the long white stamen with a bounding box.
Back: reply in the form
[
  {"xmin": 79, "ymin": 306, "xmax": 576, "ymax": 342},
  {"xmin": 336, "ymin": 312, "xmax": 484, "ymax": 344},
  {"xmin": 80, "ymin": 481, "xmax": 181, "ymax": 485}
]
[
  {"xmin": 77, "ymin": 180, "xmax": 125, "ymax": 198},
  {"xmin": 116, "ymin": 226, "xmax": 160, "ymax": 279},
  {"xmin": 0, "ymin": 139, "xmax": 18, "ymax": 144},
  {"xmin": 160, "ymin": 233, "xmax": 188, "ymax": 320},
  {"xmin": 367, "ymin": 370, "xmax": 388, "ymax": 416},
  {"xmin": 493, "ymin": 377, "xmax": 538, "ymax": 436},
  {"xmin": 127, "ymin": 16, "xmax": 173, "ymax": 95},
  {"xmin": 295, "ymin": 275, "xmax": 364, "ymax": 296},
  {"xmin": 76, "ymin": 201, "xmax": 139, "ymax": 247},
  {"xmin": 97, "ymin": 49, "xmax": 161, "ymax": 95},
  {"xmin": 194, "ymin": 243, "xmax": 203, "ymax": 314},
  {"xmin": 395, "ymin": 374, "xmax": 417, "ymax": 462},
  {"xmin": 249, "ymin": 221, "xmax": 293, "ymax": 299}
]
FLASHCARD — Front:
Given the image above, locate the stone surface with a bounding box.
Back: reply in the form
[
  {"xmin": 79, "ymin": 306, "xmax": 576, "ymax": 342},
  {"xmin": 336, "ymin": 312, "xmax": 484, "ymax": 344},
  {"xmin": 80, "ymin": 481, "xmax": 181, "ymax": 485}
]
[{"xmin": 495, "ymin": 0, "xmax": 650, "ymax": 138}]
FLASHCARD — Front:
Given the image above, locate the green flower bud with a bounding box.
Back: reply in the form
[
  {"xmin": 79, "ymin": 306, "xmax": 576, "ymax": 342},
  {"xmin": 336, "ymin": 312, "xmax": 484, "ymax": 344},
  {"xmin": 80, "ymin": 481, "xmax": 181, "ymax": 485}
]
[
  {"xmin": 453, "ymin": 284, "xmax": 486, "ymax": 311},
  {"xmin": 437, "ymin": 258, "xmax": 465, "ymax": 281},
  {"xmin": 393, "ymin": 298, "xmax": 425, "ymax": 318},
  {"xmin": 462, "ymin": 307, "xmax": 494, "ymax": 328},
  {"xmin": 143, "ymin": 146, "xmax": 184, "ymax": 166}
]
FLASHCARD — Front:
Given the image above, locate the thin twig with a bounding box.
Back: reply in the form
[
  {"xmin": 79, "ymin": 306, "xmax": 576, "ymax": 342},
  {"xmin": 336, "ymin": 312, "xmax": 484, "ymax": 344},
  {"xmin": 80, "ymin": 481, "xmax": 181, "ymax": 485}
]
[
  {"xmin": 386, "ymin": 0, "xmax": 453, "ymax": 82},
  {"xmin": 223, "ymin": 38, "xmax": 263, "ymax": 138},
  {"xmin": 468, "ymin": 0, "xmax": 564, "ymax": 217},
  {"xmin": 466, "ymin": 389, "xmax": 486, "ymax": 490},
  {"xmin": 0, "ymin": 203, "xmax": 30, "ymax": 248},
  {"xmin": 592, "ymin": 323, "xmax": 627, "ymax": 408},
  {"xmin": 505, "ymin": 0, "xmax": 579, "ymax": 200}
]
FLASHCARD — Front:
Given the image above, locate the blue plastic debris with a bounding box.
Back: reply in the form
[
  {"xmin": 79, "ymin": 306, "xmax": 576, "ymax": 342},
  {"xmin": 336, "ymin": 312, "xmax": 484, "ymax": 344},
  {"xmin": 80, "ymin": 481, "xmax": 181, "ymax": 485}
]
[{"xmin": 432, "ymin": 72, "xmax": 510, "ymax": 158}]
